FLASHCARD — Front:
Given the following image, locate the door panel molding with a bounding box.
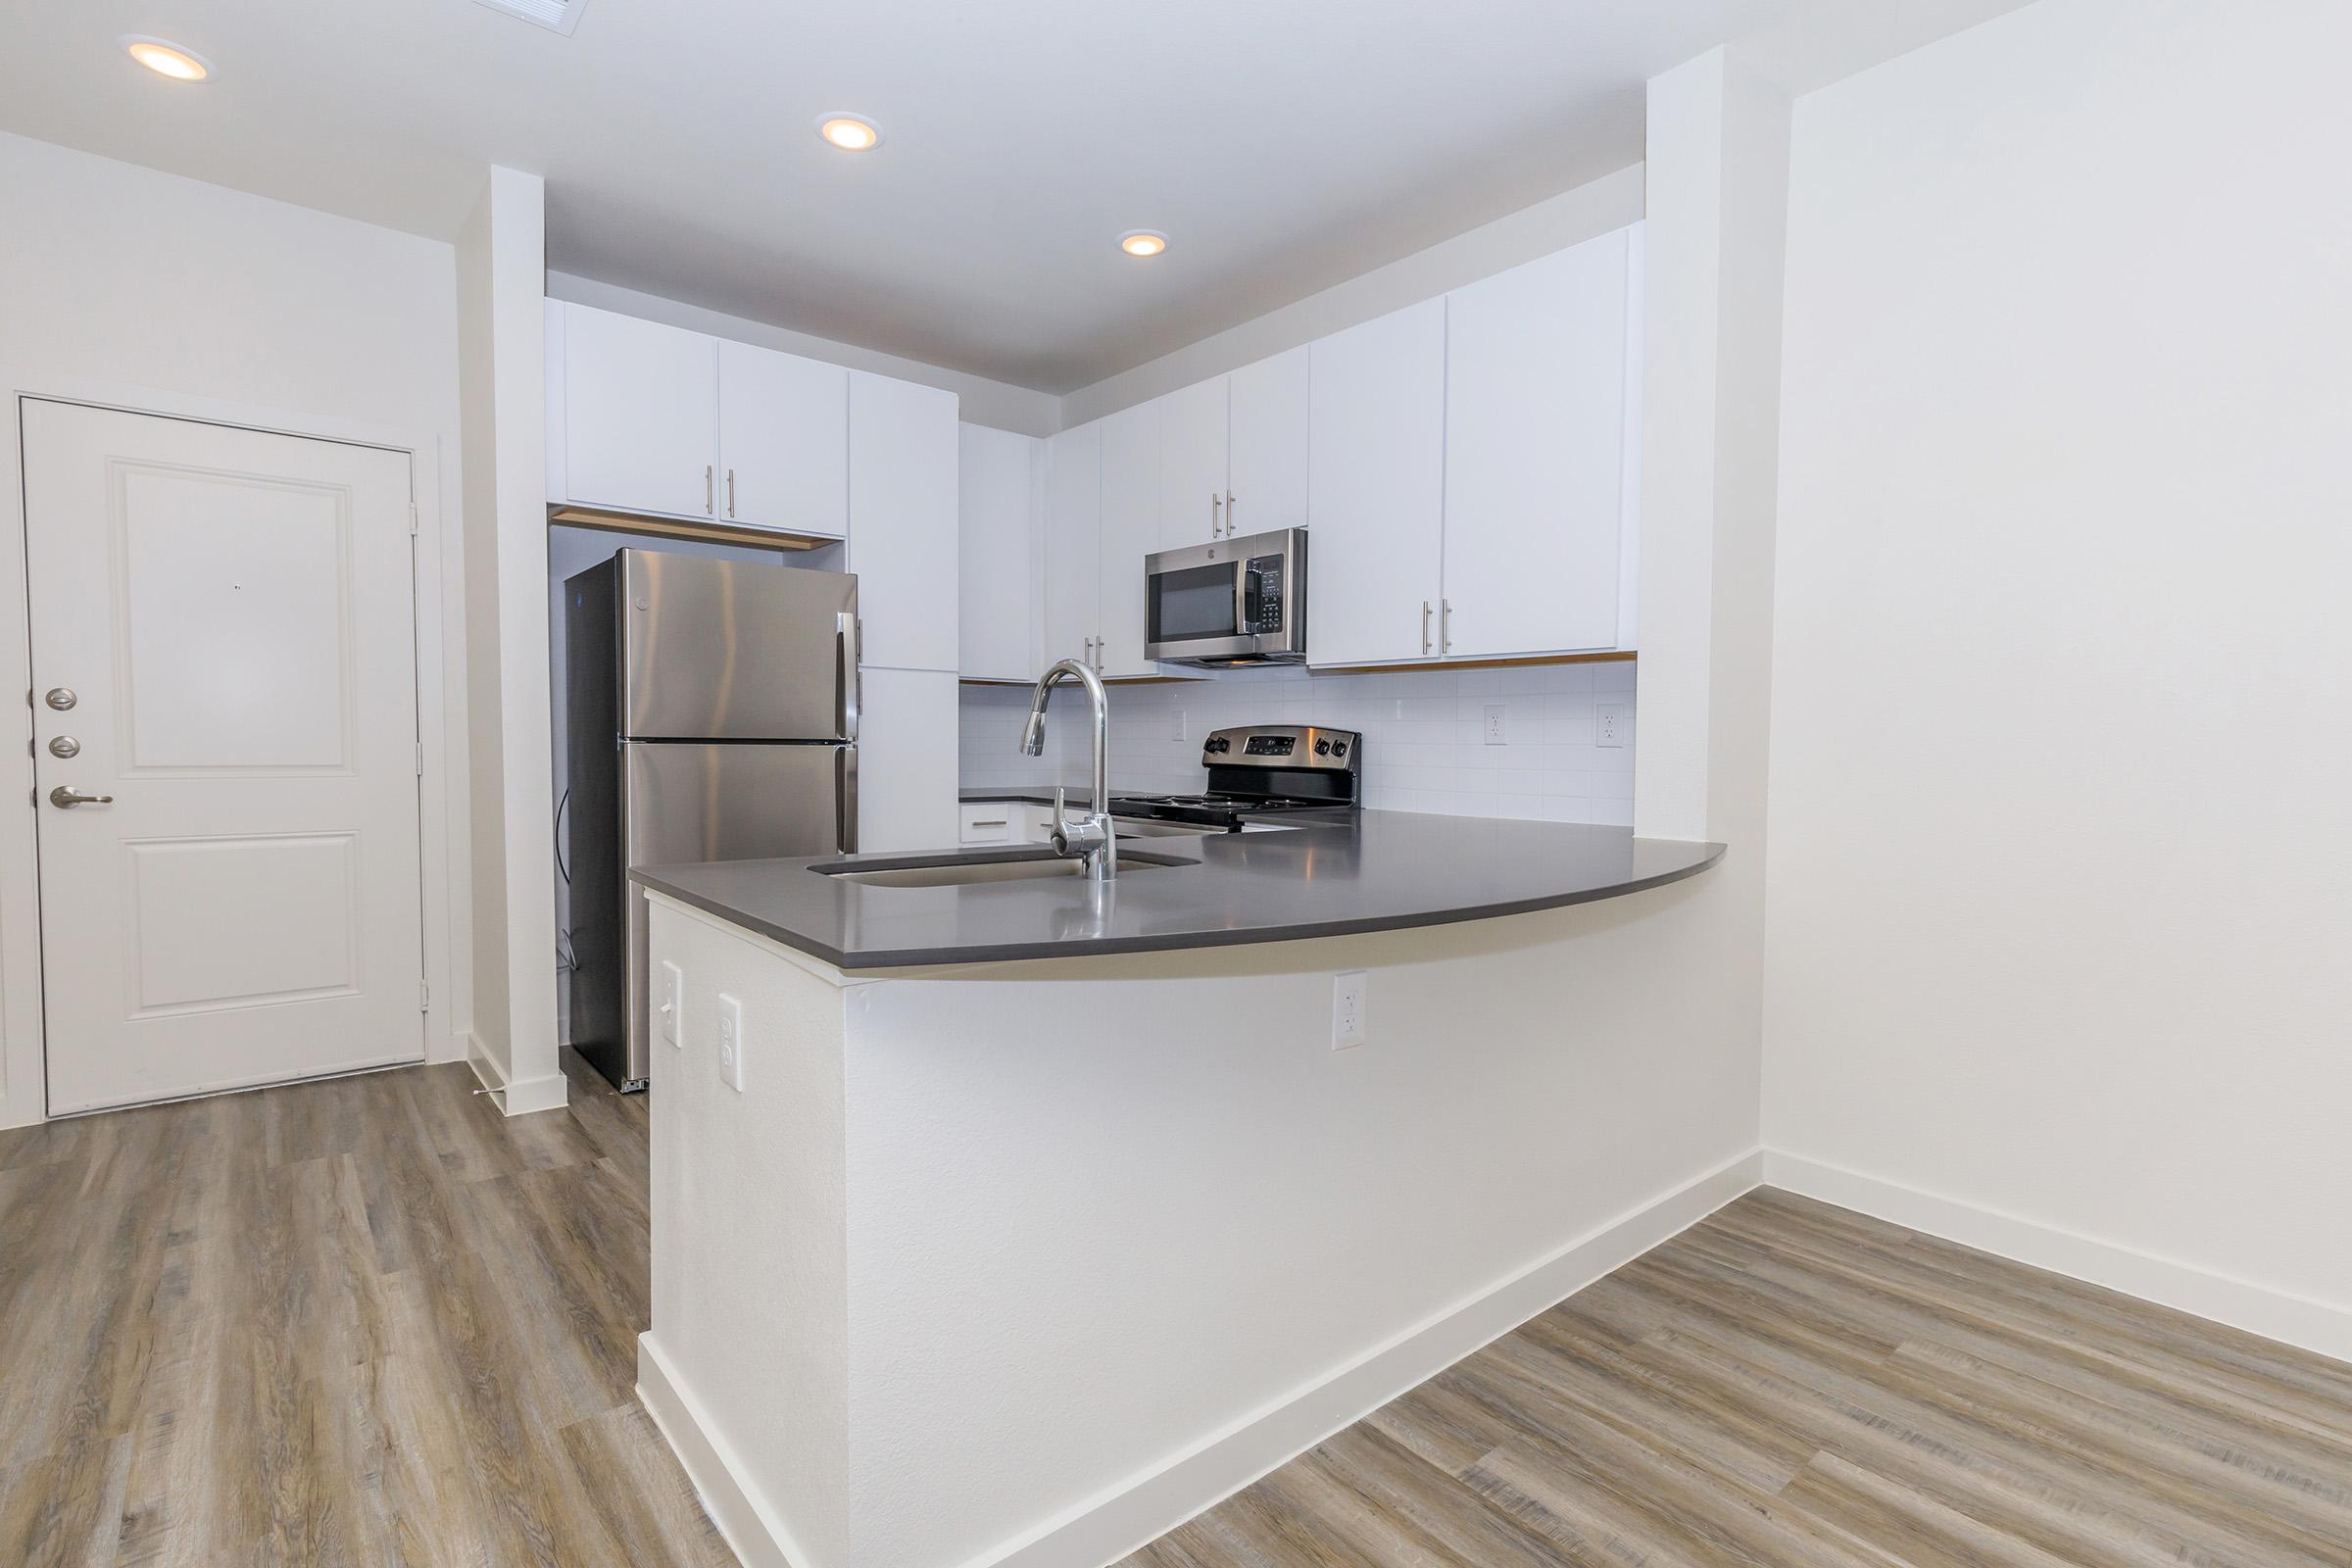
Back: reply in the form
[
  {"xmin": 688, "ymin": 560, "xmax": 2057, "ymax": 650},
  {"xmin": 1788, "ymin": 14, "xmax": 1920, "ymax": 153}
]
[{"xmin": 0, "ymin": 377, "xmax": 458, "ymax": 1128}]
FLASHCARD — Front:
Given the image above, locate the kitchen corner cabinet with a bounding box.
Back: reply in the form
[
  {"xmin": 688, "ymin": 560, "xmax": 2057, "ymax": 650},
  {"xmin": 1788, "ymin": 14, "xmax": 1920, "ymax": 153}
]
[
  {"xmin": 1440, "ymin": 227, "xmax": 1637, "ymax": 659},
  {"xmin": 1096, "ymin": 401, "xmax": 1161, "ymax": 677},
  {"xmin": 1306, "ymin": 299, "xmax": 1448, "ymax": 665},
  {"xmin": 849, "ymin": 370, "xmax": 959, "ymax": 672},
  {"xmin": 959, "ymin": 424, "xmax": 1044, "ymax": 682},
  {"xmin": 1041, "ymin": 421, "xmax": 1102, "ymax": 670},
  {"xmin": 718, "ymin": 340, "xmax": 847, "ymax": 536}
]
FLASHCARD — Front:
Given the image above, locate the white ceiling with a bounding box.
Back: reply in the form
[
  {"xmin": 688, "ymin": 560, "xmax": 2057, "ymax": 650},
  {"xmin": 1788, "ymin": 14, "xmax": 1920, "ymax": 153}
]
[{"xmin": 0, "ymin": 0, "xmax": 1802, "ymax": 392}]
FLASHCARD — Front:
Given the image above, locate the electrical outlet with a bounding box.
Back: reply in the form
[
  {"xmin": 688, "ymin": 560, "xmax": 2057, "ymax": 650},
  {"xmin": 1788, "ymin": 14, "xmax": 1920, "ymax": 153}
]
[
  {"xmin": 1596, "ymin": 702, "xmax": 1630, "ymax": 748},
  {"xmin": 1170, "ymin": 709, "xmax": 1188, "ymax": 742},
  {"xmin": 659, "ymin": 960, "xmax": 683, "ymax": 1046},
  {"xmin": 1331, "ymin": 970, "xmax": 1367, "ymax": 1050},
  {"xmin": 715, "ymin": 992, "xmax": 746, "ymax": 1092},
  {"xmin": 1484, "ymin": 705, "xmax": 1506, "ymax": 745}
]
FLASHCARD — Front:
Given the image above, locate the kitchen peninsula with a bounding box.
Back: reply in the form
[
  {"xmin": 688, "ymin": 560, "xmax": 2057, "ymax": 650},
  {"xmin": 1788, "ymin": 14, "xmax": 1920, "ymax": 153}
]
[{"xmin": 628, "ymin": 808, "xmax": 1724, "ymax": 1568}]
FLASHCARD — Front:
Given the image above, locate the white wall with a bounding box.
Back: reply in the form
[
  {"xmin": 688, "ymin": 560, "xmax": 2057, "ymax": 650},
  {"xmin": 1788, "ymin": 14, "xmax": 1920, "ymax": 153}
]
[
  {"xmin": 0, "ymin": 130, "xmax": 470, "ymax": 1123},
  {"xmin": 1060, "ymin": 166, "xmax": 1645, "ymax": 426},
  {"xmin": 1764, "ymin": 0, "xmax": 2352, "ymax": 1350},
  {"xmin": 546, "ymin": 270, "xmax": 1060, "ymax": 439},
  {"xmin": 457, "ymin": 167, "xmax": 566, "ymax": 1112}
]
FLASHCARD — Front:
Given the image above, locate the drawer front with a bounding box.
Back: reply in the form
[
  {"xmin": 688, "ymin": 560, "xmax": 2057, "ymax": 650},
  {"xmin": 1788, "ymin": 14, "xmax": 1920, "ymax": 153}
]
[{"xmin": 958, "ymin": 803, "xmax": 1019, "ymax": 845}]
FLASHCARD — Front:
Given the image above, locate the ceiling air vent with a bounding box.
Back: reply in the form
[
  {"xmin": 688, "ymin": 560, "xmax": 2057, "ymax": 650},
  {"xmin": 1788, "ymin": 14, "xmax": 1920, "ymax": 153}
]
[{"xmin": 474, "ymin": 0, "xmax": 588, "ymax": 35}]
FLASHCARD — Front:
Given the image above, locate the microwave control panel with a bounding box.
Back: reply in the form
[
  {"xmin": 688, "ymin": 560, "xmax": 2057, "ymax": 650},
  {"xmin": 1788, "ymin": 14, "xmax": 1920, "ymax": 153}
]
[{"xmin": 1244, "ymin": 554, "xmax": 1285, "ymax": 632}]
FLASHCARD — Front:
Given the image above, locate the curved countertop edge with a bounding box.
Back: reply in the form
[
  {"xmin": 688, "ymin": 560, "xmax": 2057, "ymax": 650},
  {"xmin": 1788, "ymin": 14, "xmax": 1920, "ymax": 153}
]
[{"xmin": 632, "ymin": 837, "xmax": 1727, "ymax": 973}]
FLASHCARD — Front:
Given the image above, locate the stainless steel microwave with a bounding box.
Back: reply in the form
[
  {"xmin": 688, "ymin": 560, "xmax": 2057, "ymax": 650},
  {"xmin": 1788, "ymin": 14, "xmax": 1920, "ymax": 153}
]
[{"xmin": 1143, "ymin": 527, "xmax": 1308, "ymax": 666}]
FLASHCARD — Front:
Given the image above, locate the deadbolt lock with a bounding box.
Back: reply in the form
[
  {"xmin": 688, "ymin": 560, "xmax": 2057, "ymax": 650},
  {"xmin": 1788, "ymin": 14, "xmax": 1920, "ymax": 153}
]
[
  {"xmin": 47, "ymin": 736, "xmax": 79, "ymax": 760},
  {"xmin": 43, "ymin": 687, "xmax": 76, "ymax": 711}
]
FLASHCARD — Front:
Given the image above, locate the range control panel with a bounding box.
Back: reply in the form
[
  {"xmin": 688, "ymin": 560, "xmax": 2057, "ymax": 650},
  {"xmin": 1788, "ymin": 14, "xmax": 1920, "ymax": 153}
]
[{"xmin": 1200, "ymin": 725, "xmax": 1362, "ymax": 772}]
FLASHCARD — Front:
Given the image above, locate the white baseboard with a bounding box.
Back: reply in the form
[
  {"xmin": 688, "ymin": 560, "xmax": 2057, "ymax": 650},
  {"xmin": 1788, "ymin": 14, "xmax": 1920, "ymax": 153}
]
[
  {"xmin": 981, "ymin": 1147, "xmax": 1766, "ymax": 1568},
  {"xmin": 1764, "ymin": 1151, "xmax": 2352, "ymax": 1364},
  {"xmin": 637, "ymin": 1335, "xmax": 821, "ymax": 1568},
  {"xmin": 464, "ymin": 1032, "xmax": 569, "ymax": 1117}
]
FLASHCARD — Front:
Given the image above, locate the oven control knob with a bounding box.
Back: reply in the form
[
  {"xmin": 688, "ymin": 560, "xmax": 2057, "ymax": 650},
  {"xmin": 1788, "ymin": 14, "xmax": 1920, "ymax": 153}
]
[
  {"xmin": 1314, "ymin": 738, "xmax": 1331, "ymax": 756},
  {"xmin": 1332, "ymin": 741, "xmax": 1348, "ymax": 758}
]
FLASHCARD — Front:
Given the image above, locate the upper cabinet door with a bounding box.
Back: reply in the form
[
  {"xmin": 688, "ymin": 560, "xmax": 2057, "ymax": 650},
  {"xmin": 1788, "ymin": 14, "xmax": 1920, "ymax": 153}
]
[
  {"xmin": 1157, "ymin": 378, "xmax": 1230, "ymax": 550},
  {"xmin": 718, "ymin": 341, "xmax": 849, "ymax": 538},
  {"xmin": 848, "ymin": 371, "xmax": 960, "ymax": 673},
  {"xmin": 1096, "ymin": 400, "xmax": 1162, "ymax": 677},
  {"xmin": 959, "ymin": 423, "xmax": 1043, "ymax": 682},
  {"xmin": 1442, "ymin": 229, "xmax": 1633, "ymax": 660},
  {"xmin": 559, "ymin": 303, "xmax": 719, "ymax": 521},
  {"xmin": 1041, "ymin": 421, "xmax": 1102, "ymax": 670},
  {"xmin": 1227, "ymin": 345, "xmax": 1310, "ymax": 539},
  {"xmin": 1307, "ymin": 300, "xmax": 1446, "ymax": 666}
]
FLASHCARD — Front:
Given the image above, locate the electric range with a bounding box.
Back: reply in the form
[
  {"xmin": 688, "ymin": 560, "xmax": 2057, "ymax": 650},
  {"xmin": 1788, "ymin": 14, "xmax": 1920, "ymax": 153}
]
[{"xmin": 1109, "ymin": 724, "xmax": 1362, "ymax": 832}]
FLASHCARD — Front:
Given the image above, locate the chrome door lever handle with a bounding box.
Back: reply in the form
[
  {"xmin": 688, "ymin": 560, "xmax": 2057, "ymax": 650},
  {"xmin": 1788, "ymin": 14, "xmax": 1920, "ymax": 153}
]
[{"xmin": 49, "ymin": 785, "xmax": 113, "ymax": 808}]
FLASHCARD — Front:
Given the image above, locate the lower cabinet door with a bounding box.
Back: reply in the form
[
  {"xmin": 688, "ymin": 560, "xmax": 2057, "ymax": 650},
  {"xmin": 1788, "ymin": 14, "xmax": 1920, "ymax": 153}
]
[{"xmin": 857, "ymin": 667, "xmax": 961, "ymax": 853}]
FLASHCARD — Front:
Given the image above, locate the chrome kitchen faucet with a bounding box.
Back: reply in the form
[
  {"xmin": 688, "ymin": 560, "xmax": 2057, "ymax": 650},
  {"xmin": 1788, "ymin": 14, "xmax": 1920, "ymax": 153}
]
[{"xmin": 1019, "ymin": 658, "xmax": 1118, "ymax": 881}]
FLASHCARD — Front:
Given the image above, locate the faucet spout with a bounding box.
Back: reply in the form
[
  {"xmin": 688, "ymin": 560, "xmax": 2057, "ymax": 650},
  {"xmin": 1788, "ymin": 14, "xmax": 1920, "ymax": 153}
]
[{"xmin": 1020, "ymin": 658, "xmax": 1116, "ymax": 880}]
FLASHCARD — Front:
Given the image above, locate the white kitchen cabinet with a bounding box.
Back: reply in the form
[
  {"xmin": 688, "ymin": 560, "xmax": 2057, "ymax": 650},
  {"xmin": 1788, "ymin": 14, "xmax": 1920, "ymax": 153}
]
[
  {"xmin": 718, "ymin": 340, "xmax": 847, "ymax": 537},
  {"xmin": 849, "ymin": 371, "xmax": 960, "ymax": 672},
  {"xmin": 957, "ymin": 800, "xmax": 1054, "ymax": 846},
  {"xmin": 857, "ymin": 666, "xmax": 960, "ymax": 853},
  {"xmin": 1306, "ymin": 299, "xmax": 1447, "ymax": 666},
  {"xmin": 1157, "ymin": 378, "xmax": 1229, "ymax": 550},
  {"xmin": 1226, "ymin": 345, "xmax": 1310, "ymax": 540},
  {"xmin": 1442, "ymin": 228, "xmax": 1634, "ymax": 659},
  {"xmin": 1041, "ymin": 421, "xmax": 1102, "ymax": 670},
  {"xmin": 1097, "ymin": 400, "xmax": 1162, "ymax": 677},
  {"xmin": 552, "ymin": 301, "xmax": 717, "ymax": 522},
  {"xmin": 958, "ymin": 424, "xmax": 1043, "ymax": 682}
]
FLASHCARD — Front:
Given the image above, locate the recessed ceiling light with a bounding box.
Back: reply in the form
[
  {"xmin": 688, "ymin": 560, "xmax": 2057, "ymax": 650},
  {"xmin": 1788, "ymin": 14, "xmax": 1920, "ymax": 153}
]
[
  {"xmin": 1119, "ymin": 230, "xmax": 1168, "ymax": 259},
  {"xmin": 816, "ymin": 114, "xmax": 883, "ymax": 153},
  {"xmin": 122, "ymin": 36, "xmax": 214, "ymax": 82}
]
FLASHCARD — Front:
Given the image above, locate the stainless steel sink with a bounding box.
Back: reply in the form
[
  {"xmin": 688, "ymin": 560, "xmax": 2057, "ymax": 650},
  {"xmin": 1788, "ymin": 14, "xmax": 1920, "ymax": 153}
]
[{"xmin": 812, "ymin": 849, "xmax": 1186, "ymax": 889}]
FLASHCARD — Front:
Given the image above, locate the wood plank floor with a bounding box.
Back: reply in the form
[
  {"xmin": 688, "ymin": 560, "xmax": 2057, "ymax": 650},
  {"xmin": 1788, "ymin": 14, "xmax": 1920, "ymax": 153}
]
[
  {"xmin": 9, "ymin": 1064, "xmax": 2349, "ymax": 1568},
  {"xmin": 0, "ymin": 1051, "xmax": 733, "ymax": 1568},
  {"xmin": 1123, "ymin": 1187, "xmax": 2352, "ymax": 1568}
]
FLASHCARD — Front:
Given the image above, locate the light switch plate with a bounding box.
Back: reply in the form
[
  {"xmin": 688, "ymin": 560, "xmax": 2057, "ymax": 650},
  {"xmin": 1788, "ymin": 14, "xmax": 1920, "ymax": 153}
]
[
  {"xmin": 659, "ymin": 960, "xmax": 683, "ymax": 1046},
  {"xmin": 715, "ymin": 993, "xmax": 746, "ymax": 1092}
]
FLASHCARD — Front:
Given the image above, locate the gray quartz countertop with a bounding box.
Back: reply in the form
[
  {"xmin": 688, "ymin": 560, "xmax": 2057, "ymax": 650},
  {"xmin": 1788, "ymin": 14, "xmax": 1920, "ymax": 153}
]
[{"xmin": 630, "ymin": 809, "xmax": 1725, "ymax": 970}]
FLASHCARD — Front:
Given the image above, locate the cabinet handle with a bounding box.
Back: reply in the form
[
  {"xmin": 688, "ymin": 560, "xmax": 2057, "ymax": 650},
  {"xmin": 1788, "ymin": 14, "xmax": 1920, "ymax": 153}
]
[
  {"xmin": 1442, "ymin": 598, "xmax": 1454, "ymax": 654},
  {"xmin": 1421, "ymin": 600, "xmax": 1433, "ymax": 656},
  {"xmin": 1210, "ymin": 494, "xmax": 1223, "ymax": 537},
  {"xmin": 726, "ymin": 467, "xmax": 736, "ymax": 518},
  {"xmin": 1224, "ymin": 491, "xmax": 1237, "ymax": 537},
  {"xmin": 705, "ymin": 464, "xmax": 714, "ymax": 516}
]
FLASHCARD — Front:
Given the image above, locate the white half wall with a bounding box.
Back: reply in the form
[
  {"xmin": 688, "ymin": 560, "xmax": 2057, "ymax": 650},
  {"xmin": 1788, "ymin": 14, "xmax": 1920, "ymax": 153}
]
[
  {"xmin": 0, "ymin": 130, "xmax": 469, "ymax": 1125},
  {"xmin": 457, "ymin": 167, "xmax": 566, "ymax": 1115},
  {"xmin": 1764, "ymin": 0, "xmax": 2352, "ymax": 1342}
]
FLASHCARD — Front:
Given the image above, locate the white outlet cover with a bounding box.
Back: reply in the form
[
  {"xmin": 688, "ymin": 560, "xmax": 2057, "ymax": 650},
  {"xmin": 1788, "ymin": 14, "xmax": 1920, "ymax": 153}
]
[
  {"xmin": 1484, "ymin": 704, "xmax": 1506, "ymax": 745},
  {"xmin": 716, "ymin": 992, "xmax": 746, "ymax": 1092},
  {"xmin": 1332, "ymin": 970, "xmax": 1367, "ymax": 1050},
  {"xmin": 660, "ymin": 959, "xmax": 683, "ymax": 1046},
  {"xmin": 1596, "ymin": 702, "xmax": 1630, "ymax": 748}
]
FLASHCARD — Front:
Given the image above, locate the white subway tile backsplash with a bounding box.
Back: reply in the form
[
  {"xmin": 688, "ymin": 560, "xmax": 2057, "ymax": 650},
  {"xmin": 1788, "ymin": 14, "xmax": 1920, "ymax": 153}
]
[{"xmin": 958, "ymin": 660, "xmax": 1639, "ymax": 826}]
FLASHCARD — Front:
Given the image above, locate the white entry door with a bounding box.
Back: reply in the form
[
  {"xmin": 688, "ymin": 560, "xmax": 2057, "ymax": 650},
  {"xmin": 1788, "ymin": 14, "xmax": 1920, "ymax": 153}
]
[{"xmin": 23, "ymin": 402, "xmax": 426, "ymax": 1114}]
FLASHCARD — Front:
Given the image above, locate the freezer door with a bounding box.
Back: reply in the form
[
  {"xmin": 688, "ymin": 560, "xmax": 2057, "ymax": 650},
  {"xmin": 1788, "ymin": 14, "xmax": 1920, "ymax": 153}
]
[
  {"xmin": 583, "ymin": 741, "xmax": 852, "ymax": 1091},
  {"xmin": 620, "ymin": 549, "xmax": 860, "ymax": 741}
]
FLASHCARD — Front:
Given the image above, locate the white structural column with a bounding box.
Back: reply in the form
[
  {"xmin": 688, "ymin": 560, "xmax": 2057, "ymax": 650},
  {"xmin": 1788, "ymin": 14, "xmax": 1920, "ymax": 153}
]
[{"xmin": 456, "ymin": 166, "xmax": 565, "ymax": 1114}]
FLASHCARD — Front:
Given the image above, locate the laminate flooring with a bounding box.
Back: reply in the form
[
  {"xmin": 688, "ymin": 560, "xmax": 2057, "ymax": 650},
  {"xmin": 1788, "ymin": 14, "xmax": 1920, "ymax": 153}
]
[
  {"xmin": 0, "ymin": 1052, "xmax": 733, "ymax": 1567},
  {"xmin": 1123, "ymin": 1187, "xmax": 2352, "ymax": 1568}
]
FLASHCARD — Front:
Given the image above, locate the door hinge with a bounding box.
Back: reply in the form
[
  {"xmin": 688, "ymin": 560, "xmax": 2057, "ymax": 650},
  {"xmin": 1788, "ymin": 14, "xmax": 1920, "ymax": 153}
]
[
  {"xmin": 408, "ymin": 503, "xmax": 420, "ymax": 536},
  {"xmin": 419, "ymin": 979, "xmax": 431, "ymax": 1013},
  {"xmin": 416, "ymin": 741, "xmax": 424, "ymax": 777}
]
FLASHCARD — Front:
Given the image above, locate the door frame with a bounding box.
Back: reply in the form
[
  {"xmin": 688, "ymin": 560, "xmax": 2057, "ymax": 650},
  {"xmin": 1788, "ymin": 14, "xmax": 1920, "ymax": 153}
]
[{"xmin": 0, "ymin": 373, "xmax": 463, "ymax": 1127}]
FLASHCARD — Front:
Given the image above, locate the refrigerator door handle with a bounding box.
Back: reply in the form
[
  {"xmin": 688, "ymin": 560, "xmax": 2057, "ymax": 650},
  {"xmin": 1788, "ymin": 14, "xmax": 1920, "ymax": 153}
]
[
  {"xmin": 836, "ymin": 612, "xmax": 861, "ymax": 742},
  {"xmin": 836, "ymin": 745, "xmax": 858, "ymax": 854}
]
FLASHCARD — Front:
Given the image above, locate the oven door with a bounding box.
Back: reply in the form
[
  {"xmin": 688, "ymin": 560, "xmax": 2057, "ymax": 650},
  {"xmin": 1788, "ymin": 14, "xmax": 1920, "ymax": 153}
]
[{"xmin": 1144, "ymin": 527, "xmax": 1306, "ymax": 663}]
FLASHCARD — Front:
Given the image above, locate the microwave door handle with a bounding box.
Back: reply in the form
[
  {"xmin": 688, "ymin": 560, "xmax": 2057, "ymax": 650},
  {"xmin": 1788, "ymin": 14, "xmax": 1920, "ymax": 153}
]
[{"xmin": 1235, "ymin": 563, "xmax": 1258, "ymax": 646}]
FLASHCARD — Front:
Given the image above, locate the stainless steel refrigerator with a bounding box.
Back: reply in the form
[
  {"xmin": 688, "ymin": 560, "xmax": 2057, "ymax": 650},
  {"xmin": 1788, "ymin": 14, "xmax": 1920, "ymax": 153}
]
[{"xmin": 564, "ymin": 549, "xmax": 858, "ymax": 1091}]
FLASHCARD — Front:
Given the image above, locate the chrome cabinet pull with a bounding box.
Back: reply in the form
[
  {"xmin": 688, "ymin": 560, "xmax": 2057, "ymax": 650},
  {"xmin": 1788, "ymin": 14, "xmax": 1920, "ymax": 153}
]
[
  {"xmin": 1210, "ymin": 494, "xmax": 1223, "ymax": 537},
  {"xmin": 1442, "ymin": 598, "xmax": 1453, "ymax": 653},
  {"xmin": 726, "ymin": 467, "xmax": 737, "ymax": 518},
  {"xmin": 1224, "ymin": 491, "xmax": 1237, "ymax": 536},
  {"xmin": 1421, "ymin": 601, "xmax": 1432, "ymax": 656},
  {"xmin": 49, "ymin": 785, "xmax": 113, "ymax": 808},
  {"xmin": 705, "ymin": 465, "xmax": 714, "ymax": 516}
]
